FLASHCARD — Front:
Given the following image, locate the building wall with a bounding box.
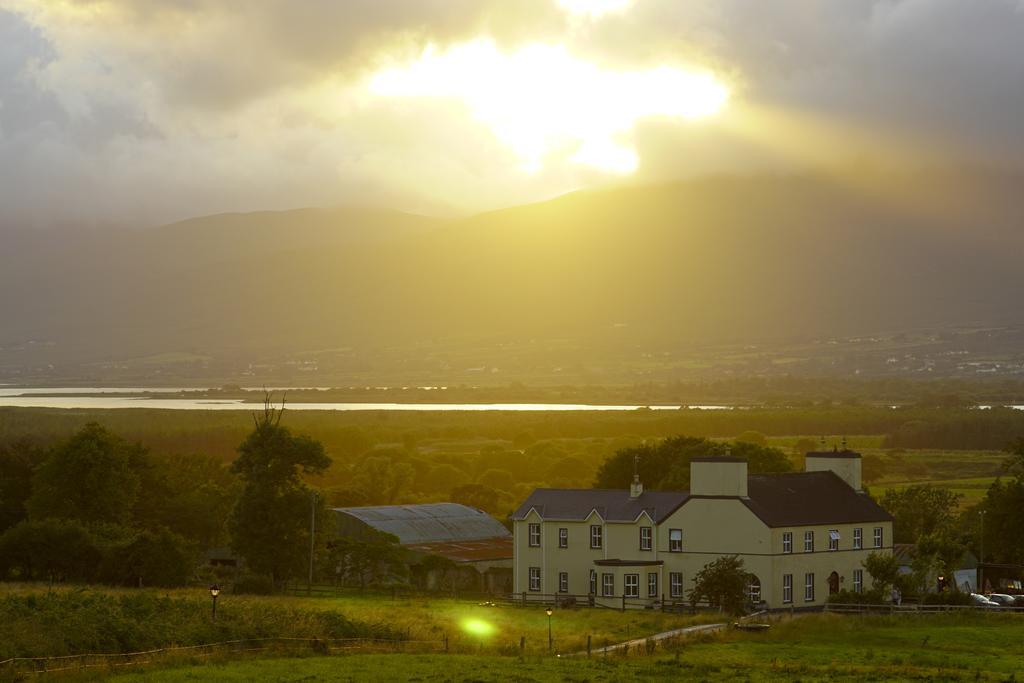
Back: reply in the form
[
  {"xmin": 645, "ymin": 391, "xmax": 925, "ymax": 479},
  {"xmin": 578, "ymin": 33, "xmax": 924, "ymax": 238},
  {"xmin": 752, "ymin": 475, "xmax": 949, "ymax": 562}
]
[{"xmin": 513, "ymin": 499, "xmax": 893, "ymax": 609}]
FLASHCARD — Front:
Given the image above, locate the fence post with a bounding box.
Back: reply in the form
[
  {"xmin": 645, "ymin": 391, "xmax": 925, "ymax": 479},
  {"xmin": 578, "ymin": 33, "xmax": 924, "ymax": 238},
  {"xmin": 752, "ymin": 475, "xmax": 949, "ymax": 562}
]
[
  {"xmin": 587, "ymin": 635, "xmax": 591, "ymax": 658},
  {"xmin": 444, "ymin": 633, "xmax": 448, "ymax": 653},
  {"xmin": 520, "ymin": 636, "xmax": 525, "ymax": 653},
  {"xmin": 622, "ymin": 595, "xmax": 626, "ymax": 612}
]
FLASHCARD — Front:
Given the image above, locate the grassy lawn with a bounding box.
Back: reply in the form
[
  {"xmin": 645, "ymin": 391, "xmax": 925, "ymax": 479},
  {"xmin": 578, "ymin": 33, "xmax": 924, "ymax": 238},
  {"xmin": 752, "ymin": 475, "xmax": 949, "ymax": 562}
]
[
  {"xmin": 0, "ymin": 584, "xmax": 713, "ymax": 659},
  {"xmin": 106, "ymin": 613, "xmax": 1024, "ymax": 682}
]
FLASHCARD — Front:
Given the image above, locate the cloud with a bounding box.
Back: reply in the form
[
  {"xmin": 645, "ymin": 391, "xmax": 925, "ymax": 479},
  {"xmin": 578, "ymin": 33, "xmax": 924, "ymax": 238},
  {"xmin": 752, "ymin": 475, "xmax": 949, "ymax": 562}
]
[{"xmin": 0, "ymin": 0, "xmax": 1022, "ymax": 228}]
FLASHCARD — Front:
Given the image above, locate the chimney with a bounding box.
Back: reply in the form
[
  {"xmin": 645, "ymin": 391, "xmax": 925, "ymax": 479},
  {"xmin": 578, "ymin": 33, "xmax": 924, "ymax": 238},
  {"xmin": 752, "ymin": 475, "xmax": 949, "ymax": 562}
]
[
  {"xmin": 630, "ymin": 453, "xmax": 643, "ymax": 498},
  {"xmin": 805, "ymin": 449, "xmax": 862, "ymax": 492},
  {"xmin": 689, "ymin": 457, "xmax": 748, "ymax": 497}
]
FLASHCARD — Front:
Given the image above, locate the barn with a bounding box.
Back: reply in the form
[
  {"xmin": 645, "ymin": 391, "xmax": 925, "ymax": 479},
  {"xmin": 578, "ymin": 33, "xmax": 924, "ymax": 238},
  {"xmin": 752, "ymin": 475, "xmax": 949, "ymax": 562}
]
[{"xmin": 331, "ymin": 503, "xmax": 513, "ymax": 593}]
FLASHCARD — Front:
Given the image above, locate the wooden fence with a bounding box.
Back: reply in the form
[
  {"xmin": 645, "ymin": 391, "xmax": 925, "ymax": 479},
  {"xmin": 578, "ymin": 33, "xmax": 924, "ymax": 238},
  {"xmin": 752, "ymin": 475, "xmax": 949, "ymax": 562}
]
[{"xmin": 0, "ymin": 636, "xmax": 446, "ymax": 678}]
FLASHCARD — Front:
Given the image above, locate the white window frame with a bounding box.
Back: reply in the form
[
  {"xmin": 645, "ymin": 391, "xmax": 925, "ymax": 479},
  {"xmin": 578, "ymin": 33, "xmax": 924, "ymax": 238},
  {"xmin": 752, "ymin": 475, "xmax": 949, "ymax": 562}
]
[
  {"xmin": 747, "ymin": 575, "xmax": 761, "ymax": 603},
  {"xmin": 648, "ymin": 572, "xmax": 658, "ymax": 598},
  {"xmin": 853, "ymin": 569, "xmax": 863, "ymax": 594},
  {"xmin": 782, "ymin": 574, "xmax": 793, "ymax": 604},
  {"xmin": 669, "ymin": 528, "xmax": 683, "ymax": 552},
  {"xmin": 528, "ymin": 523, "xmax": 541, "ymax": 547},
  {"xmin": 558, "ymin": 527, "xmax": 568, "ymax": 548},
  {"xmin": 804, "ymin": 530, "xmax": 814, "ymax": 553},
  {"xmin": 529, "ymin": 567, "xmax": 541, "ymax": 592},
  {"xmin": 558, "ymin": 572, "xmax": 568, "ymax": 593},
  {"xmin": 873, "ymin": 527, "xmax": 883, "ymax": 548},
  {"xmin": 782, "ymin": 531, "xmax": 793, "ymax": 554},
  {"xmin": 624, "ymin": 573, "xmax": 640, "ymax": 598},
  {"xmin": 828, "ymin": 529, "xmax": 840, "ymax": 552},
  {"xmin": 590, "ymin": 525, "xmax": 603, "ymax": 549},
  {"xmin": 853, "ymin": 527, "xmax": 863, "ymax": 550},
  {"xmin": 804, "ymin": 572, "xmax": 815, "ymax": 602},
  {"xmin": 602, "ymin": 572, "xmax": 614, "ymax": 597},
  {"xmin": 589, "ymin": 569, "xmax": 597, "ymax": 595},
  {"xmin": 669, "ymin": 572, "xmax": 683, "ymax": 598},
  {"xmin": 640, "ymin": 526, "xmax": 652, "ymax": 551}
]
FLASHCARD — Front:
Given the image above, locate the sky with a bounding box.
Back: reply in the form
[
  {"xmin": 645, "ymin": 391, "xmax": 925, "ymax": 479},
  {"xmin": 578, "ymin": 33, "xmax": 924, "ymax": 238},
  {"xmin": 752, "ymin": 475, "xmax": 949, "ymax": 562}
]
[{"xmin": 1, "ymin": 0, "xmax": 1023, "ymax": 229}]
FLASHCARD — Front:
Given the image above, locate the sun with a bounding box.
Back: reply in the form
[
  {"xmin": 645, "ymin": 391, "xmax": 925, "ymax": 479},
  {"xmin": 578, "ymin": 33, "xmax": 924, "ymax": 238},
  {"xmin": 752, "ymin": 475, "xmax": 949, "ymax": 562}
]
[{"xmin": 369, "ymin": 40, "xmax": 729, "ymax": 174}]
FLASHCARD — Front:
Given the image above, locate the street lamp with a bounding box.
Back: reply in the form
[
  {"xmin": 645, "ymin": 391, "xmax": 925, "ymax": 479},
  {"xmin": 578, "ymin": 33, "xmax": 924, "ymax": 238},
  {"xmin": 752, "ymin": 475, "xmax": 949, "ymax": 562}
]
[
  {"xmin": 209, "ymin": 584, "xmax": 220, "ymax": 622},
  {"xmin": 545, "ymin": 607, "xmax": 553, "ymax": 652},
  {"xmin": 979, "ymin": 510, "xmax": 987, "ymax": 591}
]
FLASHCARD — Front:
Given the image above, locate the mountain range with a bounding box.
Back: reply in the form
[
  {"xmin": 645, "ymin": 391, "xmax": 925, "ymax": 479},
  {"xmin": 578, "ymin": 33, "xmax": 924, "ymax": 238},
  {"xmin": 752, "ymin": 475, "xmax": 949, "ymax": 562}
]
[{"xmin": 2, "ymin": 168, "xmax": 1022, "ymax": 384}]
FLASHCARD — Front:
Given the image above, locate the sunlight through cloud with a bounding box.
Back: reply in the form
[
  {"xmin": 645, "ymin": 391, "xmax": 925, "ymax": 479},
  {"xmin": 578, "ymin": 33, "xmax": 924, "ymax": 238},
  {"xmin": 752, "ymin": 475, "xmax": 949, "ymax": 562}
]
[
  {"xmin": 557, "ymin": 0, "xmax": 634, "ymax": 18},
  {"xmin": 369, "ymin": 40, "xmax": 729, "ymax": 174}
]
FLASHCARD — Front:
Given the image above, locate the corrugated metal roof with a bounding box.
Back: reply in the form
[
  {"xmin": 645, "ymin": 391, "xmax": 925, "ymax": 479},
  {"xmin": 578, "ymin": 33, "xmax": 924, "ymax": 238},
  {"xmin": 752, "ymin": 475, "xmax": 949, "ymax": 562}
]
[
  {"xmin": 332, "ymin": 503, "xmax": 510, "ymax": 544},
  {"xmin": 406, "ymin": 537, "xmax": 513, "ymax": 563}
]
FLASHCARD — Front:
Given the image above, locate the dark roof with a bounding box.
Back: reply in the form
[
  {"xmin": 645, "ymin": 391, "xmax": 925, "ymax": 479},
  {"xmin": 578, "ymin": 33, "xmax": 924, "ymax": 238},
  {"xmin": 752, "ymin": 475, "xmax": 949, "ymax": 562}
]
[
  {"xmin": 511, "ymin": 489, "xmax": 688, "ymax": 523},
  {"xmin": 406, "ymin": 537, "xmax": 513, "ymax": 563},
  {"xmin": 332, "ymin": 503, "xmax": 510, "ymax": 544},
  {"xmin": 691, "ymin": 456, "xmax": 745, "ymax": 463},
  {"xmin": 806, "ymin": 450, "xmax": 862, "ymax": 459},
  {"xmin": 742, "ymin": 471, "xmax": 892, "ymax": 527}
]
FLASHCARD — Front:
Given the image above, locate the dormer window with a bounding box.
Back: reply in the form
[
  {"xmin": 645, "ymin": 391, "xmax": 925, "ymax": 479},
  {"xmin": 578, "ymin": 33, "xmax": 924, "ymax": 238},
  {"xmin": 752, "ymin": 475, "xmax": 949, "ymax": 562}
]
[
  {"xmin": 640, "ymin": 526, "xmax": 652, "ymax": 551},
  {"xmin": 528, "ymin": 523, "xmax": 541, "ymax": 547},
  {"xmin": 590, "ymin": 524, "xmax": 603, "ymax": 549}
]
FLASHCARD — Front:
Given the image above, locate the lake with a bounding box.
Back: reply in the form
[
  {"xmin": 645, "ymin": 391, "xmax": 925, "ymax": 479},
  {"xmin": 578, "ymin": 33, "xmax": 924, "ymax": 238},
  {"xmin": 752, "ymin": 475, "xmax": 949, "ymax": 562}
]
[{"xmin": 0, "ymin": 387, "xmax": 710, "ymax": 411}]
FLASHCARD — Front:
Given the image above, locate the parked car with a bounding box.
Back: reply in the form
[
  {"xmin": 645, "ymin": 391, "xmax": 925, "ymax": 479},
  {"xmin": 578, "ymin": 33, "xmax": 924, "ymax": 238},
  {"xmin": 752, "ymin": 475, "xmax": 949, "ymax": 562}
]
[
  {"xmin": 986, "ymin": 594, "xmax": 1017, "ymax": 607},
  {"xmin": 971, "ymin": 593, "xmax": 1001, "ymax": 608},
  {"xmin": 1013, "ymin": 595, "xmax": 1024, "ymax": 608}
]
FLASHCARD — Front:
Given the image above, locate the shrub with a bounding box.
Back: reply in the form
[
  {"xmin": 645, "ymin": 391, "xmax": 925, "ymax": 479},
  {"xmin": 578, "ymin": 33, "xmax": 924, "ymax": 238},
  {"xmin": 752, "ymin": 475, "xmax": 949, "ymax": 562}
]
[
  {"xmin": 828, "ymin": 589, "xmax": 885, "ymax": 605},
  {"xmin": 0, "ymin": 518, "xmax": 102, "ymax": 582},
  {"xmin": 921, "ymin": 590, "xmax": 972, "ymax": 606}
]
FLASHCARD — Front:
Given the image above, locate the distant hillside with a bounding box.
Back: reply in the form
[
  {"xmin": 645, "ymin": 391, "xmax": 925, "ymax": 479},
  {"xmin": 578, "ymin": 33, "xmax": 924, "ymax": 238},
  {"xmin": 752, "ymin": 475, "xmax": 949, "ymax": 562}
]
[{"xmin": 1, "ymin": 169, "xmax": 1022, "ymax": 382}]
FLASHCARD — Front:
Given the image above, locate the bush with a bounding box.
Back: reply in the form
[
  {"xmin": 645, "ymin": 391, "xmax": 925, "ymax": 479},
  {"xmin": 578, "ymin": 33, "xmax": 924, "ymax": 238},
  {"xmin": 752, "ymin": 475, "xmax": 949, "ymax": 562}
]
[
  {"xmin": 0, "ymin": 518, "xmax": 102, "ymax": 582},
  {"xmin": 99, "ymin": 528, "xmax": 197, "ymax": 587},
  {"xmin": 0, "ymin": 590, "xmax": 401, "ymax": 660},
  {"xmin": 828, "ymin": 589, "xmax": 885, "ymax": 605},
  {"xmin": 921, "ymin": 590, "xmax": 972, "ymax": 606},
  {"xmin": 232, "ymin": 573, "xmax": 276, "ymax": 595}
]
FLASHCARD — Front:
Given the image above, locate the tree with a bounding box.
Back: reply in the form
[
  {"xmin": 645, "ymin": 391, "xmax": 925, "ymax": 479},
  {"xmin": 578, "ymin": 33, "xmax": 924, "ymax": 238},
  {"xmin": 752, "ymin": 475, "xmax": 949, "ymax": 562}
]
[
  {"xmin": 863, "ymin": 551, "xmax": 900, "ymax": 597},
  {"xmin": 133, "ymin": 454, "xmax": 238, "ymax": 548},
  {"xmin": 914, "ymin": 531, "xmax": 968, "ymax": 593},
  {"xmin": 27, "ymin": 423, "xmax": 144, "ymax": 526},
  {"xmin": 595, "ymin": 436, "xmax": 791, "ymax": 490},
  {"xmin": 0, "ymin": 438, "xmax": 43, "ymax": 533},
  {"xmin": 229, "ymin": 400, "xmax": 331, "ymax": 585},
  {"xmin": 974, "ymin": 477, "xmax": 1024, "ymax": 566},
  {"xmin": 880, "ymin": 485, "xmax": 962, "ymax": 544},
  {"xmin": 735, "ymin": 430, "xmax": 768, "ymax": 447},
  {"xmin": 0, "ymin": 518, "xmax": 102, "ymax": 583},
  {"xmin": 101, "ymin": 528, "xmax": 197, "ymax": 587},
  {"xmin": 450, "ymin": 483, "xmax": 508, "ymax": 516},
  {"xmin": 324, "ymin": 530, "xmax": 406, "ymax": 588},
  {"xmin": 687, "ymin": 555, "xmax": 749, "ymax": 614},
  {"xmin": 352, "ymin": 455, "xmax": 415, "ymax": 505}
]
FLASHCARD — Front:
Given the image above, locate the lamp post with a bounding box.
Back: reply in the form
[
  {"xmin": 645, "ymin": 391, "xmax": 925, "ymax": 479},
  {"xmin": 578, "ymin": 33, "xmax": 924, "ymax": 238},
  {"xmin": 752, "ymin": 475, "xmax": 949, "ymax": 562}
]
[
  {"xmin": 979, "ymin": 510, "xmax": 986, "ymax": 592},
  {"xmin": 546, "ymin": 607, "xmax": 553, "ymax": 652},
  {"xmin": 209, "ymin": 584, "xmax": 220, "ymax": 622}
]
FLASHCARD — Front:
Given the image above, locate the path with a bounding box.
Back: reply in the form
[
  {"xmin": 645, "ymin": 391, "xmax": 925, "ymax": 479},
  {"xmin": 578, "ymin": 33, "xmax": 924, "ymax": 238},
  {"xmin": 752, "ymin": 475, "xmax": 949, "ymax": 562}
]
[{"xmin": 564, "ymin": 621, "xmax": 727, "ymax": 657}]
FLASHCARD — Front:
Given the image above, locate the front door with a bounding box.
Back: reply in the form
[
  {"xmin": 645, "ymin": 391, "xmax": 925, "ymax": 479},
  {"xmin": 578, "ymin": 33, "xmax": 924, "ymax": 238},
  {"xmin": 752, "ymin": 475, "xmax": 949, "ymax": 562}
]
[{"xmin": 828, "ymin": 571, "xmax": 840, "ymax": 594}]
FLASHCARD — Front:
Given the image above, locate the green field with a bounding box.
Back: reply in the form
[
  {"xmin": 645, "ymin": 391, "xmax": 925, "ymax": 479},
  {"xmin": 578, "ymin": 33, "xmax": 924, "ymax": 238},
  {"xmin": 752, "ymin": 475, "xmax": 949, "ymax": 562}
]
[
  {"xmin": 0, "ymin": 585, "xmax": 713, "ymax": 661},
  {"xmin": 104, "ymin": 613, "xmax": 1024, "ymax": 682}
]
